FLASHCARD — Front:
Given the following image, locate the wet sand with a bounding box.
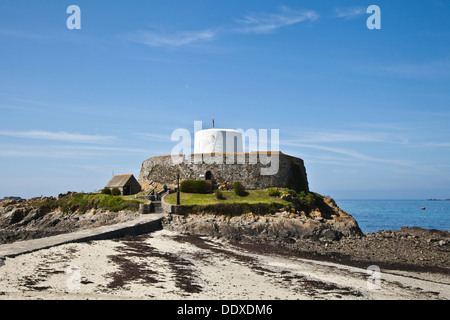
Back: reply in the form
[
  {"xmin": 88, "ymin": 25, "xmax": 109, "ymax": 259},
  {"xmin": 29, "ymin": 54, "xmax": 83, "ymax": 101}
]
[{"xmin": 0, "ymin": 229, "xmax": 448, "ymax": 300}]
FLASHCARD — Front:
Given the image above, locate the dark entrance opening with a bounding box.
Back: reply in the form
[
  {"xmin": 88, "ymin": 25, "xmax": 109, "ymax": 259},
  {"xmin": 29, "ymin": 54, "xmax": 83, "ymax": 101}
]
[
  {"xmin": 205, "ymin": 171, "xmax": 213, "ymax": 180},
  {"xmin": 122, "ymin": 186, "xmax": 130, "ymax": 195}
]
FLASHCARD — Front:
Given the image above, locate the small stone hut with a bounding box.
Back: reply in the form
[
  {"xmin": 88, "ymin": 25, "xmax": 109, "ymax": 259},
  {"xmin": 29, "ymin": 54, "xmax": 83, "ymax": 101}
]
[{"xmin": 105, "ymin": 174, "xmax": 141, "ymax": 195}]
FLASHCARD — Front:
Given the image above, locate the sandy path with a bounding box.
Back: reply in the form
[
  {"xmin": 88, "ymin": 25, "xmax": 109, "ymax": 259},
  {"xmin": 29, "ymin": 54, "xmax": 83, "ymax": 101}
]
[{"xmin": 0, "ymin": 229, "xmax": 448, "ymax": 300}]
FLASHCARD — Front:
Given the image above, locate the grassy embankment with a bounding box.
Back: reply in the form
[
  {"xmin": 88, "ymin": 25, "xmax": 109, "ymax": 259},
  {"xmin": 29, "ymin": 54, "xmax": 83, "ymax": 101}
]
[
  {"xmin": 165, "ymin": 189, "xmax": 287, "ymax": 206},
  {"xmin": 164, "ymin": 188, "xmax": 326, "ymax": 216},
  {"xmin": 27, "ymin": 189, "xmax": 326, "ymax": 216},
  {"xmin": 31, "ymin": 193, "xmax": 145, "ymax": 214}
]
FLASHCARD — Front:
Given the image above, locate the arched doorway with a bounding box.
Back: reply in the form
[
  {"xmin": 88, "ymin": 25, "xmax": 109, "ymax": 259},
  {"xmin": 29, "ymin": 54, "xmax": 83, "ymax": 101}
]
[{"xmin": 205, "ymin": 171, "xmax": 213, "ymax": 180}]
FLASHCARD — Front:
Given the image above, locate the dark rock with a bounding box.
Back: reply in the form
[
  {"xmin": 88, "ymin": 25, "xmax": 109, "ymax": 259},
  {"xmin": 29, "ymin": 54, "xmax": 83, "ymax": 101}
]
[
  {"xmin": 21, "ymin": 208, "xmax": 45, "ymax": 225},
  {"xmin": 57, "ymin": 191, "xmax": 76, "ymax": 200},
  {"xmin": 283, "ymin": 237, "xmax": 296, "ymax": 244},
  {"xmin": 6, "ymin": 208, "xmax": 25, "ymax": 225},
  {"xmin": 320, "ymin": 229, "xmax": 341, "ymax": 241}
]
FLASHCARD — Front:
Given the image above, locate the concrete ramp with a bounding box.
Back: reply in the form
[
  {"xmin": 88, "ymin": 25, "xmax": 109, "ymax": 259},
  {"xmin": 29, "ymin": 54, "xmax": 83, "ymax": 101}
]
[{"xmin": 0, "ymin": 214, "xmax": 165, "ymax": 259}]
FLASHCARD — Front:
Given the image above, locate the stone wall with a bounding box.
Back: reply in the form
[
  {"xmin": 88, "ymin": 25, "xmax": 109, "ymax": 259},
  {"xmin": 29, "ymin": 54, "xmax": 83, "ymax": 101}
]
[{"xmin": 139, "ymin": 152, "xmax": 309, "ymax": 192}]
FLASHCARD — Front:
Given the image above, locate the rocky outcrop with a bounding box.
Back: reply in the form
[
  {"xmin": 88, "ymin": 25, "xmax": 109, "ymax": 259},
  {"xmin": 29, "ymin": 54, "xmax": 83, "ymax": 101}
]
[
  {"xmin": 281, "ymin": 227, "xmax": 450, "ymax": 272},
  {"xmin": 163, "ymin": 197, "xmax": 363, "ymax": 242},
  {"xmin": 0, "ymin": 198, "xmax": 140, "ymax": 244}
]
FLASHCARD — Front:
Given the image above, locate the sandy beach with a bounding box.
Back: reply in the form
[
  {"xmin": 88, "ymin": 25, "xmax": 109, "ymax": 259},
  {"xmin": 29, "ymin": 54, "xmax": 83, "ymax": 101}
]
[{"xmin": 0, "ymin": 228, "xmax": 448, "ymax": 300}]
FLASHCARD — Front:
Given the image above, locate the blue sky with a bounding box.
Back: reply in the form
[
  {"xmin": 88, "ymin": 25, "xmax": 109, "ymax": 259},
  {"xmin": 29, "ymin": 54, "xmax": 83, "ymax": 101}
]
[{"xmin": 1, "ymin": 0, "xmax": 449, "ymax": 199}]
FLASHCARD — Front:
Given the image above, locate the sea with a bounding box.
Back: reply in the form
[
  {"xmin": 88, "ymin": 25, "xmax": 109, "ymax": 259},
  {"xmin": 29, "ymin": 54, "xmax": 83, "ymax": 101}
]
[{"xmin": 335, "ymin": 200, "xmax": 450, "ymax": 234}]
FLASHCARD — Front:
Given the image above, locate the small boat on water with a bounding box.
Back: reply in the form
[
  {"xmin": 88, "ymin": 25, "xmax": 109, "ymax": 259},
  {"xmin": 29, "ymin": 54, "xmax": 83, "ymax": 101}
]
[{"xmin": 421, "ymin": 206, "xmax": 426, "ymax": 210}]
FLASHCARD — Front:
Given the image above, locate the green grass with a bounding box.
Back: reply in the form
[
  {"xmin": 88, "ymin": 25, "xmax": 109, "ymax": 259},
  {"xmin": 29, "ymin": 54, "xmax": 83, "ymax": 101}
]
[
  {"xmin": 164, "ymin": 189, "xmax": 298, "ymax": 216},
  {"xmin": 32, "ymin": 193, "xmax": 142, "ymax": 214},
  {"xmin": 164, "ymin": 188, "xmax": 328, "ymax": 216},
  {"xmin": 165, "ymin": 189, "xmax": 289, "ymax": 206}
]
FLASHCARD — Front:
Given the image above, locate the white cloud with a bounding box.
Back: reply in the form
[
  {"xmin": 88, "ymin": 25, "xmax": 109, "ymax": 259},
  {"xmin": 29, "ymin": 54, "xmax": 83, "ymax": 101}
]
[
  {"xmin": 0, "ymin": 130, "xmax": 116, "ymax": 144},
  {"xmin": 135, "ymin": 132, "xmax": 171, "ymax": 142},
  {"xmin": 425, "ymin": 142, "xmax": 450, "ymax": 147},
  {"xmin": 0, "ymin": 145, "xmax": 98, "ymax": 159},
  {"xmin": 284, "ymin": 142, "xmax": 407, "ymax": 165},
  {"xmin": 353, "ymin": 57, "xmax": 450, "ymax": 79},
  {"xmin": 0, "ymin": 144, "xmax": 147, "ymax": 159},
  {"xmin": 377, "ymin": 59, "xmax": 450, "ymax": 78},
  {"xmin": 235, "ymin": 6, "xmax": 319, "ymax": 34},
  {"xmin": 282, "ymin": 127, "xmax": 420, "ymax": 169},
  {"xmin": 128, "ymin": 29, "xmax": 216, "ymax": 47},
  {"xmin": 284, "ymin": 128, "xmax": 408, "ymax": 144},
  {"xmin": 59, "ymin": 145, "xmax": 148, "ymax": 153},
  {"xmin": 334, "ymin": 7, "xmax": 366, "ymax": 20},
  {"xmin": 127, "ymin": 6, "xmax": 319, "ymax": 48}
]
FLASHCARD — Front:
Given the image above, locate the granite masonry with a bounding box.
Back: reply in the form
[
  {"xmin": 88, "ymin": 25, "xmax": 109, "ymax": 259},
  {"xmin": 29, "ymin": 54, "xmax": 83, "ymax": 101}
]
[{"xmin": 139, "ymin": 152, "xmax": 309, "ymax": 192}]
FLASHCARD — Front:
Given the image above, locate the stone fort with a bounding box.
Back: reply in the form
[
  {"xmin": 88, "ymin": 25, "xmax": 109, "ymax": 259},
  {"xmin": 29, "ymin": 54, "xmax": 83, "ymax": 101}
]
[{"xmin": 138, "ymin": 128, "xmax": 309, "ymax": 192}]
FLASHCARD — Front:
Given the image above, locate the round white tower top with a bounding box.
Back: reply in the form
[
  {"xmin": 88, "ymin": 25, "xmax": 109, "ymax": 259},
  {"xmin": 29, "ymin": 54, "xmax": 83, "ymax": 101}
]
[{"xmin": 194, "ymin": 129, "xmax": 243, "ymax": 154}]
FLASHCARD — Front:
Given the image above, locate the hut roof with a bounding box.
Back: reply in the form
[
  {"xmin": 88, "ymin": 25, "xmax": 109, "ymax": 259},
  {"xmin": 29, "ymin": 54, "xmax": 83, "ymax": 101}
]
[{"xmin": 105, "ymin": 174, "xmax": 135, "ymax": 188}]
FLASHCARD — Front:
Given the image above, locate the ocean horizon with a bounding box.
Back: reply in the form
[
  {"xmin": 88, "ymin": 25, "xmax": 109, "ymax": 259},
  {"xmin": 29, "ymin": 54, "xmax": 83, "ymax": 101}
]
[{"xmin": 336, "ymin": 199, "xmax": 450, "ymax": 234}]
